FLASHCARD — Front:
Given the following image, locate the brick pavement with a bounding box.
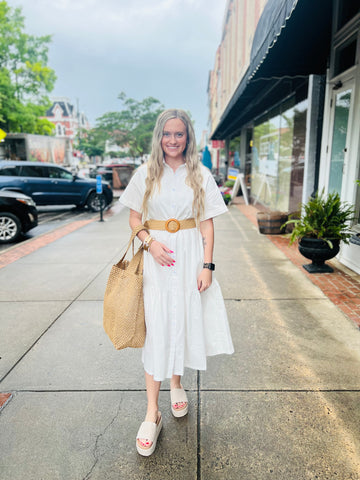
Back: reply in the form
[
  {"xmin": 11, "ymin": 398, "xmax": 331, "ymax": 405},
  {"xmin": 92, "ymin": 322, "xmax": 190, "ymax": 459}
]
[{"xmin": 235, "ymin": 200, "xmax": 360, "ymax": 328}]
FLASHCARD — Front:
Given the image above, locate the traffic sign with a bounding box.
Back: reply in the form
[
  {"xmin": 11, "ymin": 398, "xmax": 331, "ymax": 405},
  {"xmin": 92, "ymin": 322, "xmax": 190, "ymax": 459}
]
[
  {"xmin": 96, "ymin": 175, "xmax": 103, "ymax": 194},
  {"xmin": 0, "ymin": 129, "xmax": 7, "ymax": 141}
]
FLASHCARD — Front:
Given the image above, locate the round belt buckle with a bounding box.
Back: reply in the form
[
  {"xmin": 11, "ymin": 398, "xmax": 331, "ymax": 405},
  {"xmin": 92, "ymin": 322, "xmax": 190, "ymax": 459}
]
[{"xmin": 165, "ymin": 218, "xmax": 180, "ymax": 233}]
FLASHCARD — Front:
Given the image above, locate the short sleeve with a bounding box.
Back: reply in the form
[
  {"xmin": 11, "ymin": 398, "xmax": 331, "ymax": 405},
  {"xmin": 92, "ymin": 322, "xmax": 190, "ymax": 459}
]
[
  {"xmin": 201, "ymin": 168, "xmax": 228, "ymax": 221},
  {"xmin": 118, "ymin": 166, "xmax": 146, "ymax": 213}
]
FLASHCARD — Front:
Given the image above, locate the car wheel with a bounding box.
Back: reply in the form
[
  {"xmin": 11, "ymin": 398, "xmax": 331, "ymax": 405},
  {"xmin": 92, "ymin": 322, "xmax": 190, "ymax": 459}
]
[
  {"xmin": 86, "ymin": 192, "xmax": 107, "ymax": 212},
  {"xmin": 0, "ymin": 212, "xmax": 22, "ymax": 243}
]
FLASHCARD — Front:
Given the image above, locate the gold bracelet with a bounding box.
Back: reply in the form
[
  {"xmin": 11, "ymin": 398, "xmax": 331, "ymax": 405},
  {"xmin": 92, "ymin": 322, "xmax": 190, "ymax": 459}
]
[
  {"xmin": 143, "ymin": 235, "xmax": 155, "ymax": 251},
  {"xmin": 147, "ymin": 237, "xmax": 155, "ymax": 251},
  {"xmin": 144, "ymin": 234, "xmax": 152, "ymax": 244}
]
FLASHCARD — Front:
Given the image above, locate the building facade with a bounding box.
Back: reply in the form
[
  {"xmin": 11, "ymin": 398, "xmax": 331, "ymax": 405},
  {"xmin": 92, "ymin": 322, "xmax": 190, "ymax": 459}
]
[
  {"xmin": 209, "ymin": 0, "xmax": 360, "ymax": 274},
  {"xmin": 45, "ymin": 97, "xmax": 90, "ymax": 144},
  {"xmin": 208, "ymin": 0, "xmax": 267, "ymax": 136}
]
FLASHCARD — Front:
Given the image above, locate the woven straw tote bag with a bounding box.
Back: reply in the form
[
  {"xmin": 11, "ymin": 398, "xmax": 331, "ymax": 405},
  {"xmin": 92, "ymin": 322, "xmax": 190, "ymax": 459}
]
[{"xmin": 103, "ymin": 225, "xmax": 147, "ymax": 349}]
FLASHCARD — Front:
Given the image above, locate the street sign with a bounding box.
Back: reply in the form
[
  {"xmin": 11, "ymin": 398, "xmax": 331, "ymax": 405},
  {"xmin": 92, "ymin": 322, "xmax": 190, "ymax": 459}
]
[
  {"xmin": 0, "ymin": 129, "xmax": 7, "ymax": 141},
  {"xmin": 96, "ymin": 175, "xmax": 103, "ymax": 194}
]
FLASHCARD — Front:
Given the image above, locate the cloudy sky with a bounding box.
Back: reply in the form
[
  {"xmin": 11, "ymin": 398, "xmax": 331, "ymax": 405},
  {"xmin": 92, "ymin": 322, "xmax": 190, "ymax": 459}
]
[{"xmin": 7, "ymin": 0, "xmax": 226, "ymax": 140}]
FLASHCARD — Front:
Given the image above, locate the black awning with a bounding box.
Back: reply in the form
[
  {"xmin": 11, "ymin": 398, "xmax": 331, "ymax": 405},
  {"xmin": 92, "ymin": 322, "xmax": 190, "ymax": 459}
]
[{"xmin": 211, "ymin": 0, "xmax": 333, "ymax": 140}]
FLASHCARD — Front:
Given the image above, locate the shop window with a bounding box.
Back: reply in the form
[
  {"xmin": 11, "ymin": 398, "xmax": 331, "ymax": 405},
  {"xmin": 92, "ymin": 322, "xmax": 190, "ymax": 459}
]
[
  {"xmin": 334, "ymin": 35, "xmax": 357, "ymax": 76},
  {"xmin": 251, "ymin": 98, "xmax": 307, "ymax": 212},
  {"xmin": 336, "ymin": 0, "xmax": 360, "ymax": 31}
]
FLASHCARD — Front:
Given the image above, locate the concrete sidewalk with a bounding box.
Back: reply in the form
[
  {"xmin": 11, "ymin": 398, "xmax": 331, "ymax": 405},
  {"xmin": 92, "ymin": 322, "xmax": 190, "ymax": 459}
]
[{"xmin": 1, "ymin": 204, "xmax": 360, "ymax": 479}]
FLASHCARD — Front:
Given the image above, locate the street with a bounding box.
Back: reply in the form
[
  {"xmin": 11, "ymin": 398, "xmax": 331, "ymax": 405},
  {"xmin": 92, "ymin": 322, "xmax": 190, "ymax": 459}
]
[{"xmin": 0, "ymin": 204, "xmax": 359, "ymax": 479}]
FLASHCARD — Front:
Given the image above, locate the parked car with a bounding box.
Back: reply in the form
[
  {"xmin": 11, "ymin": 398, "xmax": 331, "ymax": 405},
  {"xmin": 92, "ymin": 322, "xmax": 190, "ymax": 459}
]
[
  {"xmin": 90, "ymin": 164, "xmax": 135, "ymax": 189},
  {"xmin": 0, "ymin": 190, "xmax": 38, "ymax": 243},
  {"xmin": 0, "ymin": 161, "xmax": 113, "ymax": 211}
]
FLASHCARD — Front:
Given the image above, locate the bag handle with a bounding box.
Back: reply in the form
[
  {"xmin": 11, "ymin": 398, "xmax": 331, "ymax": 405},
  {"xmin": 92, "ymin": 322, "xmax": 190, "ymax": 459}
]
[
  {"xmin": 127, "ymin": 244, "xmax": 144, "ymax": 274},
  {"xmin": 117, "ymin": 224, "xmax": 149, "ymax": 266}
]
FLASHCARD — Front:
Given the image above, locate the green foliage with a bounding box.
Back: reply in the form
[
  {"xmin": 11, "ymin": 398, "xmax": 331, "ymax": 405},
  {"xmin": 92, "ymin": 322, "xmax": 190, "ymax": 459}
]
[
  {"xmin": 286, "ymin": 190, "xmax": 355, "ymax": 247},
  {"xmin": 0, "ymin": 1, "xmax": 56, "ymax": 134},
  {"xmin": 80, "ymin": 128, "xmax": 107, "ymax": 157},
  {"xmin": 106, "ymin": 151, "xmax": 129, "ymax": 159},
  {"xmin": 94, "ymin": 92, "xmax": 164, "ymax": 157},
  {"xmin": 223, "ymin": 193, "xmax": 231, "ymax": 204},
  {"xmin": 224, "ymin": 180, "xmax": 235, "ymax": 188},
  {"xmin": 229, "ymin": 136, "xmax": 240, "ymax": 153}
]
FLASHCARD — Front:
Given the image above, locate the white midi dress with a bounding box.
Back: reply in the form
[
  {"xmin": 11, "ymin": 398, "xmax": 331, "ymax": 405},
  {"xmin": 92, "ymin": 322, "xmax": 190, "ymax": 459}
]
[{"xmin": 120, "ymin": 162, "xmax": 234, "ymax": 381}]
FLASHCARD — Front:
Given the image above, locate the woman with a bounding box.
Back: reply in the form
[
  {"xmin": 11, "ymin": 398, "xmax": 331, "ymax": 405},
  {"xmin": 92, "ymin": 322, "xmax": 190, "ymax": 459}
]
[{"xmin": 120, "ymin": 109, "xmax": 234, "ymax": 456}]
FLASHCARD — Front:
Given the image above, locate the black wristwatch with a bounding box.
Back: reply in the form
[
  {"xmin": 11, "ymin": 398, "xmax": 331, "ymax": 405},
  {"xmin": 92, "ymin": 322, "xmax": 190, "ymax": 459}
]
[{"xmin": 203, "ymin": 262, "xmax": 215, "ymax": 271}]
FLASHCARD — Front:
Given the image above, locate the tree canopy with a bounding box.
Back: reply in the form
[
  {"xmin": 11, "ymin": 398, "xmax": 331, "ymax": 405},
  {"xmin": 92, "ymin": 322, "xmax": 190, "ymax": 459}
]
[
  {"xmin": 91, "ymin": 92, "xmax": 164, "ymax": 158},
  {"xmin": 0, "ymin": 1, "xmax": 56, "ymax": 134}
]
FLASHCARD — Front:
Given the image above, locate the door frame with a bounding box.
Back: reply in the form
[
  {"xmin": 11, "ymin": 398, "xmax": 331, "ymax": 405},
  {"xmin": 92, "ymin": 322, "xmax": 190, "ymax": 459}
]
[{"xmin": 322, "ymin": 72, "xmax": 356, "ymax": 201}]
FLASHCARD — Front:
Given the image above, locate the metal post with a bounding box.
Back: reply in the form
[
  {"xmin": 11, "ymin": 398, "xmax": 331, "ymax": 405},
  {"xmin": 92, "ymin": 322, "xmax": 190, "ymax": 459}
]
[
  {"xmin": 99, "ymin": 196, "xmax": 104, "ymax": 222},
  {"xmin": 96, "ymin": 174, "xmax": 104, "ymax": 222}
]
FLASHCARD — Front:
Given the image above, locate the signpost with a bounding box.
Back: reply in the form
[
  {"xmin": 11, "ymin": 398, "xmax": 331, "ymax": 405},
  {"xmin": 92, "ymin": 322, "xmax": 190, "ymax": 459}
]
[{"xmin": 96, "ymin": 175, "xmax": 104, "ymax": 222}]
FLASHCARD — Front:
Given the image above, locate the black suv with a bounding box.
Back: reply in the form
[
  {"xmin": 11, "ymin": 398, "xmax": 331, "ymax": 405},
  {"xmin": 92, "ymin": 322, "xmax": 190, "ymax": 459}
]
[
  {"xmin": 0, "ymin": 190, "xmax": 38, "ymax": 243},
  {"xmin": 0, "ymin": 161, "xmax": 113, "ymax": 211}
]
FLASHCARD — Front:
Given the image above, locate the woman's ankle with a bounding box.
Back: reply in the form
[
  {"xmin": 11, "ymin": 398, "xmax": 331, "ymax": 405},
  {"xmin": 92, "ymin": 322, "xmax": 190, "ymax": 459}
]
[
  {"xmin": 170, "ymin": 376, "xmax": 182, "ymax": 390},
  {"xmin": 145, "ymin": 407, "xmax": 159, "ymax": 422}
]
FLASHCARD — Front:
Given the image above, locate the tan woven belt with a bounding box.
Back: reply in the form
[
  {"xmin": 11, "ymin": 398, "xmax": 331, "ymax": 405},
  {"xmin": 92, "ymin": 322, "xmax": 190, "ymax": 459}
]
[{"xmin": 144, "ymin": 218, "xmax": 196, "ymax": 233}]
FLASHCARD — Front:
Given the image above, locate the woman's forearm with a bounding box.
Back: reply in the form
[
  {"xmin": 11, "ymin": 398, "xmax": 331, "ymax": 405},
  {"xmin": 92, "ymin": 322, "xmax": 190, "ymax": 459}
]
[
  {"xmin": 199, "ymin": 218, "xmax": 214, "ymax": 263},
  {"xmin": 129, "ymin": 209, "xmax": 148, "ymax": 243}
]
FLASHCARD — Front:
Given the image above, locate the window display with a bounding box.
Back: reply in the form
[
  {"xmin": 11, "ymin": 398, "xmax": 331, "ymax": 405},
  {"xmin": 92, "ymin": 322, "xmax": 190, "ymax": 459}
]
[{"xmin": 252, "ymin": 98, "xmax": 307, "ymax": 213}]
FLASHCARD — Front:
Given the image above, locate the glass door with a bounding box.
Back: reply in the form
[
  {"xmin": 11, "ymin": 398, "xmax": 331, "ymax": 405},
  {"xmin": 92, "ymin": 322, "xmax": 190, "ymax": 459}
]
[{"xmin": 328, "ymin": 84, "xmax": 353, "ymax": 195}]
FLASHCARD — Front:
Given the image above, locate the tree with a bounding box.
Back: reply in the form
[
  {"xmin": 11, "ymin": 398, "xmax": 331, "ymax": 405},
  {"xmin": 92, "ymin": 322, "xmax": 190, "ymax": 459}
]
[
  {"xmin": 95, "ymin": 92, "xmax": 164, "ymax": 157},
  {"xmin": 80, "ymin": 128, "xmax": 107, "ymax": 158},
  {"xmin": 0, "ymin": 1, "xmax": 56, "ymax": 134}
]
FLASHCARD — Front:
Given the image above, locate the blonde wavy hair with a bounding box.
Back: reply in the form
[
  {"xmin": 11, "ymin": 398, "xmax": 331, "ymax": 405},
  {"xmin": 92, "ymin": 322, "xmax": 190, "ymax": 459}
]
[{"xmin": 142, "ymin": 109, "xmax": 205, "ymax": 225}]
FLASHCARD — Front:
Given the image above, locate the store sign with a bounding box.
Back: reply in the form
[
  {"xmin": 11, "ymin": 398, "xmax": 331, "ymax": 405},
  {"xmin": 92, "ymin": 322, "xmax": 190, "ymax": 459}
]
[
  {"xmin": 212, "ymin": 140, "xmax": 225, "ymax": 149},
  {"xmin": 228, "ymin": 167, "xmax": 240, "ymax": 181}
]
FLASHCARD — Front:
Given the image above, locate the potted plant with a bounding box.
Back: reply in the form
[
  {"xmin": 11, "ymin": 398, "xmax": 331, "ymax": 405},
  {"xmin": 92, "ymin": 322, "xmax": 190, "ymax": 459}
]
[
  {"xmin": 285, "ymin": 190, "xmax": 355, "ymax": 273},
  {"xmin": 220, "ymin": 180, "xmax": 234, "ymax": 205}
]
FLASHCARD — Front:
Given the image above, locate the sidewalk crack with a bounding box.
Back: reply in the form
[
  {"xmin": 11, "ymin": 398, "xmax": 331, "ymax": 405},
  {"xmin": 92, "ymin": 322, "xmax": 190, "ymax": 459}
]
[{"xmin": 82, "ymin": 397, "xmax": 122, "ymax": 480}]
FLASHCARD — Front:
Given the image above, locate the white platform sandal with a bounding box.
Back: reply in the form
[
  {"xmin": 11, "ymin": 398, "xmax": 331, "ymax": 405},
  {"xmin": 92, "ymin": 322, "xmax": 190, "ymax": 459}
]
[
  {"xmin": 170, "ymin": 386, "xmax": 188, "ymax": 418},
  {"xmin": 136, "ymin": 412, "xmax": 162, "ymax": 456}
]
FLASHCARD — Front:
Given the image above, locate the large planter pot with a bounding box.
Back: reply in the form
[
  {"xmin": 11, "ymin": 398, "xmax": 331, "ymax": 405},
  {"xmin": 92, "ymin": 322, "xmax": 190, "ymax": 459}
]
[
  {"xmin": 257, "ymin": 211, "xmax": 288, "ymax": 235},
  {"xmin": 298, "ymin": 237, "xmax": 340, "ymax": 273}
]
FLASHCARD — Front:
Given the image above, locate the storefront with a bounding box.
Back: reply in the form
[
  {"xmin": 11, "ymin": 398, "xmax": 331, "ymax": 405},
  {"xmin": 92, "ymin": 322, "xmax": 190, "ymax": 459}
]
[
  {"xmin": 319, "ymin": 0, "xmax": 360, "ymax": 273},
  {"xmin": 211, "ymin": 0, "xmax": 360, "ymax": 273}
]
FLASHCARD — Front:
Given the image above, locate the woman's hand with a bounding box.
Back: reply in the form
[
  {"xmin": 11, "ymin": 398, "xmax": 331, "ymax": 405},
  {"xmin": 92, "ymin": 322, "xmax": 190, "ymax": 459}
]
[
  {"xmin": 197, "ymin": 269, "xmax": 212, "ymax": 292},
  {"xmin": 149, "ymin": 241, "xmax": 175, "ymax": 267}
]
